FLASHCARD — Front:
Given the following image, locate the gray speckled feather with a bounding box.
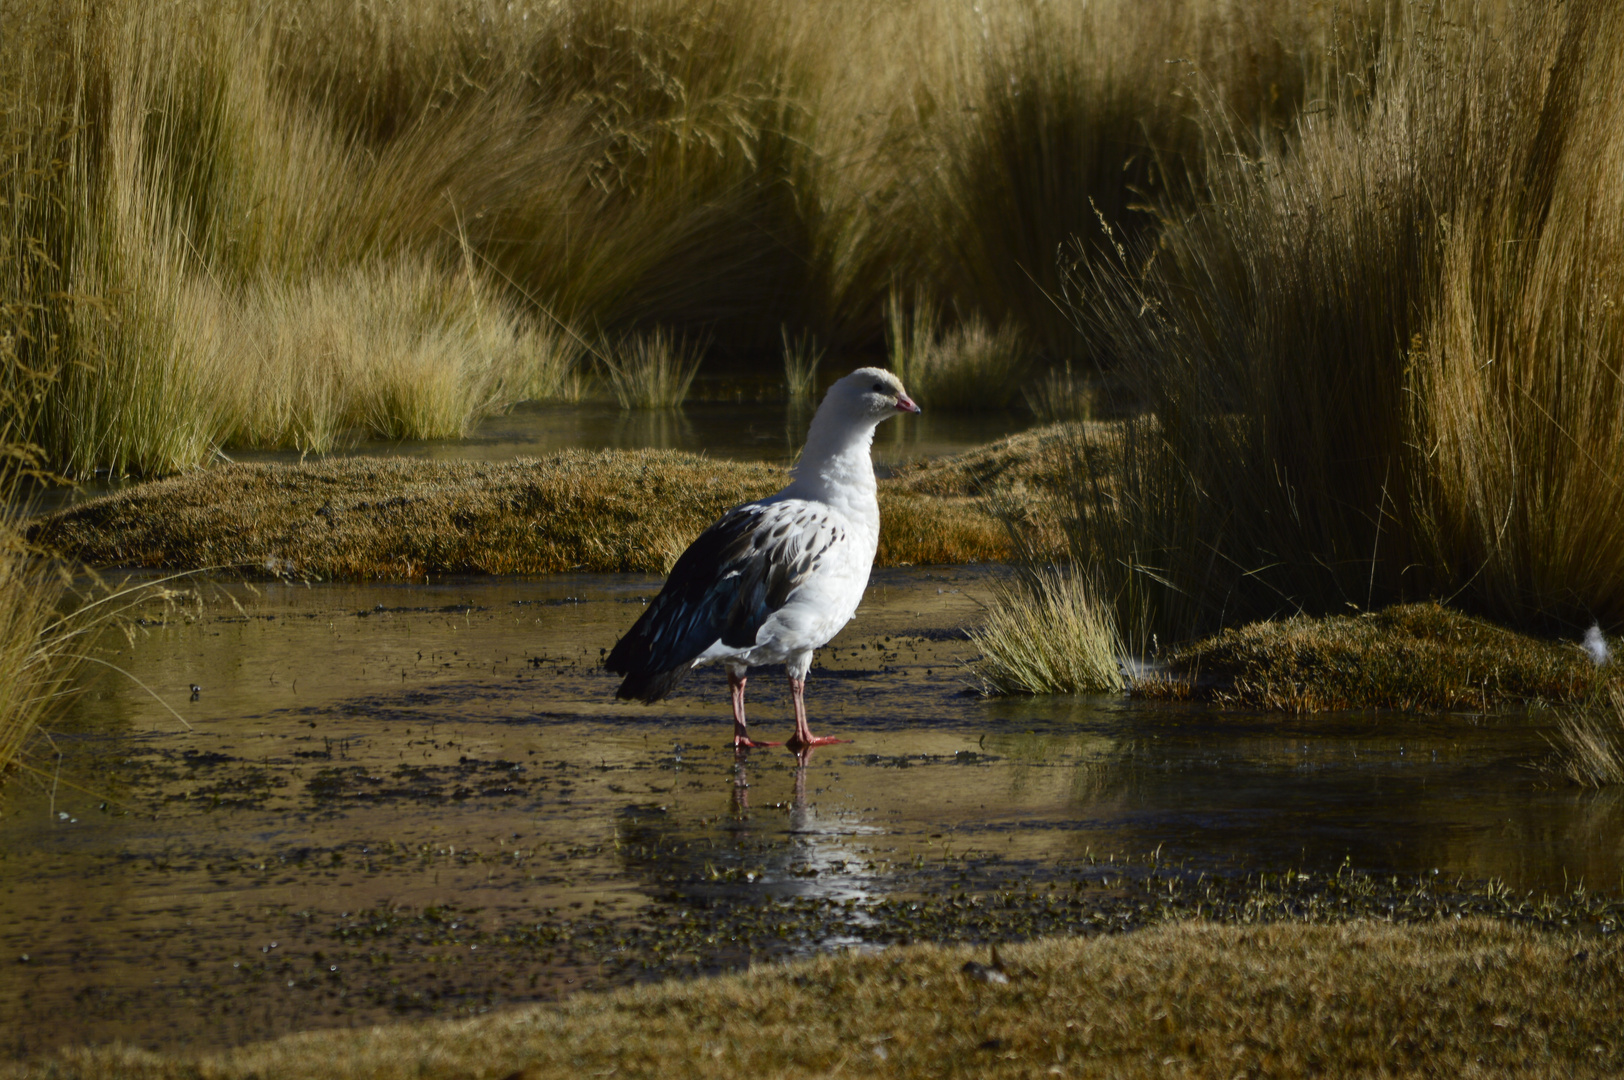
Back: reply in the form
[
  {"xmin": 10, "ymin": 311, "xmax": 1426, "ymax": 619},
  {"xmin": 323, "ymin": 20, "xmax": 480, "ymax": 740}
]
[{"xmin": 605, "ymin": 500, "xmax": 843, "ymax": 701}]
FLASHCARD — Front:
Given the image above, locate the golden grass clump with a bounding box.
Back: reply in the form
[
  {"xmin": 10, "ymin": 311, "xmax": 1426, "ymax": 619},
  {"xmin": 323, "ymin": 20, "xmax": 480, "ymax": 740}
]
[
  {"xmin": 1148, "ymin": 602, "xmax": 1611, "ymax": 714},
  {"xmin": 9, "ymin": 919, "xmax": 1624, "ymax": 1079},
  {"xmin": 3, "ymin": 0, "xmax": 1376, "ymax": 476},
  {"xmin": 1550, "ymin": 685, "xmax": 1624, "ymax": 788},
  {"xmin": 599, "ymin": 328, "xmax": 706, "ymax": 410},
  {"xmin": 1071, "ymin": 0, "xmax": 1624, "ymax": 637},
  {"xmin": 969, "ymin": 567, "xmax": 1125, "ymax": 695},
  {"xmin": 885, "ymin": 292, "xmax": 1028, "ymax": 411}
]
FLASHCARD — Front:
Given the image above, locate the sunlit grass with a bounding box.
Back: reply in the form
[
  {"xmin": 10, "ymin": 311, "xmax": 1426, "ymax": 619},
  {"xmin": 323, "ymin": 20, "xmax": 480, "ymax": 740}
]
[
  {"xmin": 599, "ymin": 328, "xmax": 706, "ymax": 410},
  {"xmin": 14, "ymin": 920, "xmax": 1624, "ymax": 1078},
  {"xmin": 1, "ymin": 0, "xmax": 1372, "ymax": 476},
  {"xmin": 779, "ymin": 324, "xmax": 823, "ymax": 405},
  {"xmin": 968, "ymin": 567, "xmax": 1125, "ymax": 695}
]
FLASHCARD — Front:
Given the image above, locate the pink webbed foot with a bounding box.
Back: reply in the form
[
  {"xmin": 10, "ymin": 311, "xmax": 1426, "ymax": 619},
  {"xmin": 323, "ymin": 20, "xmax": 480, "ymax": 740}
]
[
  {"xmin": 786, "ymin": 734, "xmax": 848, "ymax": 750},
  {"xmin": 734, "ymin": 734, "xmax": 782, "ymax": 750}
]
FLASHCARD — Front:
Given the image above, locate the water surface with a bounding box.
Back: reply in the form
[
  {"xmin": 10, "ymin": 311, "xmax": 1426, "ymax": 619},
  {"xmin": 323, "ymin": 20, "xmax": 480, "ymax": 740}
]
[{"xmin": 2, "ymin": 567, "xmax": 1619, "ymax": 1056}]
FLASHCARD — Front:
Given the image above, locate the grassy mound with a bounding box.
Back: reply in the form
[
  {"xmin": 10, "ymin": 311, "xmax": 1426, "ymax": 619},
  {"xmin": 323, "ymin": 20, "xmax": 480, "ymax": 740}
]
[
  {"xmin": 9, "ymin": 919, "xmax": 1620, "ymax": 1079},
  {"xmin": 885, "ymin": 420, "xmax": 1112, "ymax": 498},
  {"xmin": 30, "ymin": 451, "xmax": 1016, "ymax": 579},
  {"xmin": 1146, "ymin": 602, "xmax": 1611, "ymax": 713}
]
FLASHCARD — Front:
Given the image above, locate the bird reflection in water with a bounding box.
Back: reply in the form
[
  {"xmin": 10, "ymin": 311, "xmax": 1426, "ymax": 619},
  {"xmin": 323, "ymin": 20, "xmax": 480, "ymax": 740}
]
[{"xmin": 730, "ymin": 748, "xmax": 816, "ymax": 815}]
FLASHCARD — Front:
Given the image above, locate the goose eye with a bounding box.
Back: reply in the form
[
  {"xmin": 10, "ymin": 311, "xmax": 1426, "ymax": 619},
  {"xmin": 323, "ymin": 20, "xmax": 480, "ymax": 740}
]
[{"xmin": 872, "ymin": 382, "xmax": 885, "ymax": 392}]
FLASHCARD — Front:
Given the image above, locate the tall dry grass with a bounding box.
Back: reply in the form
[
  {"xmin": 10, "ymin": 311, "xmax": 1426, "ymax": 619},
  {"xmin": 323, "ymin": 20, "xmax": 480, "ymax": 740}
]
[
  {"xmin": 885, "ymin": 291, "xmax": 1029, "ymax": 411},
  {"xmin": 914, "ymin": 0, "xmax": 1359, "ymax": 360},
  {"xmin": 2, "ymin": 0, "xmax": 1370, "ymax": 476},
  {"xmin": 1065, "ymin": 0, "xmax": 1624, "ymax": 638},
  {"xmin": 598, "ymin": 327, "xmax": 705, "ymax": 409}
]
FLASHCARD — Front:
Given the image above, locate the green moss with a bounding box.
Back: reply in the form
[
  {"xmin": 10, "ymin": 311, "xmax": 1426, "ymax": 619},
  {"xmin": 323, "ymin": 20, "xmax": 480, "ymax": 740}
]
[
  {"xmin": 30, "ymin": 450, "xmax": 1016, "ymax": 579},
  {"xmin": 1146, "ymin": 602, "xmax": 1611, "ymax": 713}
]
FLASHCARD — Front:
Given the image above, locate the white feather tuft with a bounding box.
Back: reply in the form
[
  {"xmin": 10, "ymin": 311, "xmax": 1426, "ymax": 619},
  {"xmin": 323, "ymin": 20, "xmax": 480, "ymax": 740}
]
[{"xmin": 1583, "ymin": 624, "xmax": 1611, "ymax": 666}]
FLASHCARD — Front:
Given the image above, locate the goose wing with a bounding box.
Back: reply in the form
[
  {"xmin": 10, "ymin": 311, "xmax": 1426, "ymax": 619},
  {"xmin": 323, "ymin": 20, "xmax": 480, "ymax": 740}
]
[{"xmin": 605, "ymin": 499, "xmax": 845, "ymax": 701}]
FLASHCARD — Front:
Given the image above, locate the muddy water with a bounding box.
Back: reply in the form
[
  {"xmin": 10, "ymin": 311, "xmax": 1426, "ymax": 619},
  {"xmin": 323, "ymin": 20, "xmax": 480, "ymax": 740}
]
[{"xmin": 4, "ymin": 567, "xmax": 1623, "ymax": 1055}]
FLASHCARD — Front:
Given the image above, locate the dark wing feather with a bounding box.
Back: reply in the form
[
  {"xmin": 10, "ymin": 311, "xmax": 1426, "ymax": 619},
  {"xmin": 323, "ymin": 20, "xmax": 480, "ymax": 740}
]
[{"xmin": 604, "ymin": 500, "xmax": 843, "ymax": 702}]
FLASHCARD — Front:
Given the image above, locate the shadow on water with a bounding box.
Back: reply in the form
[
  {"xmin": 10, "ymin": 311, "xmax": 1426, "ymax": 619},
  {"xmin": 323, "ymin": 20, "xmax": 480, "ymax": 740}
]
[{"xmin": 4, "ymin": 567, "xmax": 1623, "ymax": 1055}]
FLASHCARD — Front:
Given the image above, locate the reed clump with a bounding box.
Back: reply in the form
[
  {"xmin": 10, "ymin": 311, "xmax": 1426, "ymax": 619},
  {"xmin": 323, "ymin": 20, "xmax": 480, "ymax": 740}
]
[
  {"xmin": 2, "ymin": 0, "xmax": 1373, "ymax": 476},
  {"xmin": 779, "ymin": 325, "xmax": 823, "ymax": 405},
  {"xmin": 1066, "ymin": 0, "xmax": 1624, "ymax": 639},
  {"xmin": 1023, "ymin": 363, "xmax": 1096, "ymax": 423},
  {"xmin": 598, "ymin": 328, "xmax": 705, "ymax": 410},
  {"xmin": 0, "ymin": 518, "xmax": 71, "ymax": 778},
  {"xmin": 886, "ymin": 293, "xmax": 1028, "ymax": 411}
]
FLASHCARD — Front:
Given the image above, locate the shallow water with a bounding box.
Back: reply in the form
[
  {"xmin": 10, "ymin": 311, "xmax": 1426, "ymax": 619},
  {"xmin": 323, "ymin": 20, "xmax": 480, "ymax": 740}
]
[{"xmin": 3, "ymin": 567, "xmax": 1623, "ymax": 1056}]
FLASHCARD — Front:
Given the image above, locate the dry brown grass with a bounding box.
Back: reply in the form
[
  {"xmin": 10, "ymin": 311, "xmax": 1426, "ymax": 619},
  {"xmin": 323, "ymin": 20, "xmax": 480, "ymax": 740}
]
[
  {"xmin": 30, "ymin": 453, "xmax": 1012, "ymax": 579},
  {"xmin": 1548, "ymin": 686, "xmax": 1624, "ymax": 787},
  {"xmin": 1145, "ymin": 602, "xmax": 1612, "ymax": 713},
  {"xmin": 2, "ymin": 0, "xmax": 1375, "ymax": 477},
  {"xmin": 1072, "ymin": 0, "xmax": 1624, "ymax": 637},
  {"xmin": 887, "ymin": 421, "xmax": 1116, "ymax": 499},
  {"xmin": 7, "ymin": 918, "xmax": 1622, "ymax": 1079}
]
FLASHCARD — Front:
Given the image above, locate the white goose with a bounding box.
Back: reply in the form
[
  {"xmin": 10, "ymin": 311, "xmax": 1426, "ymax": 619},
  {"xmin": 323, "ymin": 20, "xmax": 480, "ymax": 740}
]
[{"xmin": 606, "ymin": 368, "xmax": 921, "ymax": 749}]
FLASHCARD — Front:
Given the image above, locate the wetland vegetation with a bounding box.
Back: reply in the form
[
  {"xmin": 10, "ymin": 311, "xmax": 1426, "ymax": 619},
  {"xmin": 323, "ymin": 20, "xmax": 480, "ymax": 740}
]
[
  {"xmin": 11, "ymin": 919, "xmax": 1624, "ymax": 1079},
  {"xmin": 6, "ymin": 0, "xmax": 1624, "ymax": 1073}
]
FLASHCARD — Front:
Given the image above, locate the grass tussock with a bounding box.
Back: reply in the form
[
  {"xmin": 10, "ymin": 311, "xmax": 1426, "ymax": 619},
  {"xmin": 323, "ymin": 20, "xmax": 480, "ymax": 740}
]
[
  {"xmin": 1068, "ymin": 0, "xmax": 1624, "ymax": 638},
  {"xmin": 1146, "ymin": 603, "xmax": 1613, "ymax": 714},
  {"xmin": 1549, "ymin": 686, "xmax": 1624, "ymax": 787},
  {"xmin": 1022, "ymin": 362, "xmax": 1096, "ymax": 424},
  {"xmin": 885, "ymin": 292, "xmax": 1028, "ymax": 410},
  {"xmin": 31, "ymin": 454, "xmax": 1014, "ymax": 580},
  {"xmin": 0, "ymin": 522, "xmax": 71, "ymax": 776},
  {"xmin": 598, "ymin": 328, "xmax": 706, "ymax": 410},
  {"xmin": 8, "ymin": 919, "xmax": 1623, "ymax": 1079},
  {"xmin": 1, "ymin": 0, "xmax": 1375, "ymax": 476},
  {"xmin": 969, "ymin": 567, "xmax": 1125, "ymax": 695},
  {"xmin": 779, "ymin": 325, "xmax": 823, "ymax": 405}
]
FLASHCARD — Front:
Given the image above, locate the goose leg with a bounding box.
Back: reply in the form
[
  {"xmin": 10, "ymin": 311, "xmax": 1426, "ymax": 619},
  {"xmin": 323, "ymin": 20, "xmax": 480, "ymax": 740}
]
[
  {"xmin": 730, "ymin": 669, "xmax": 779, "ymax": 750},
  {"xmin": 786, "ymin": 675, "xmax": 846, "ymax": 750}
]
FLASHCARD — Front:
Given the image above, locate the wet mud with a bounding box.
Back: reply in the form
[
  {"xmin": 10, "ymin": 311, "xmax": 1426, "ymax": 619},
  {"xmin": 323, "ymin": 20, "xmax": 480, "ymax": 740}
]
[{"xmin": 5, "ymin": 567, "xmax": 1624, "ymax": 1056}]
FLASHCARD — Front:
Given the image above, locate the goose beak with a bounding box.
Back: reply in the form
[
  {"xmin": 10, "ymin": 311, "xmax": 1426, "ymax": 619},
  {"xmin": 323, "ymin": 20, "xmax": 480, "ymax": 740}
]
[{"xmin": 896, "ymin": 394, "xmax": 921, "ymax": 414}]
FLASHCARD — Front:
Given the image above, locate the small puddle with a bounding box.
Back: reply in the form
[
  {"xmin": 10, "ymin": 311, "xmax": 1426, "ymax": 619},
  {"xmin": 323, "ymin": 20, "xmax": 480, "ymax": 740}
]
[{"xmin": 3, "ymin": 567, "xmax": 1622, "ymax": 1055}]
